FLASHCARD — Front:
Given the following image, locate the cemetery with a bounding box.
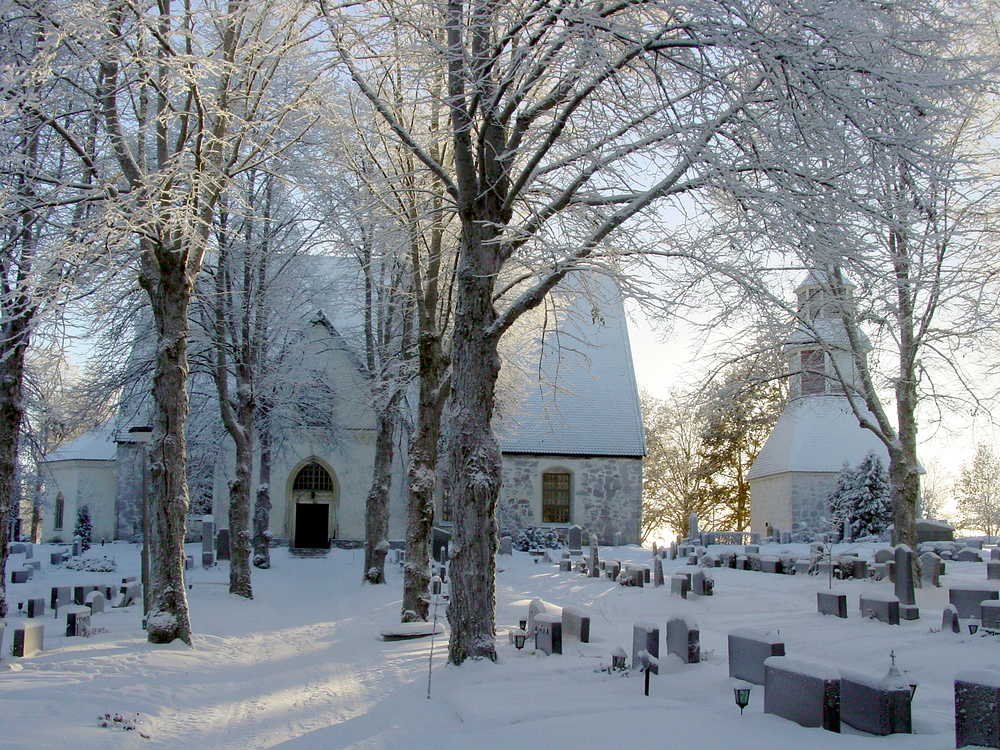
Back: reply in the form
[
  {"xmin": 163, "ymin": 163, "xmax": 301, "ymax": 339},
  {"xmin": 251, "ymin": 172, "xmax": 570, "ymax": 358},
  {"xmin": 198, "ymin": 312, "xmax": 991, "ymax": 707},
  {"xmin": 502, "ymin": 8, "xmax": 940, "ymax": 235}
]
[{"xmin": 4, "ymin": 532, "xmax": 1000, "ymax": 749}]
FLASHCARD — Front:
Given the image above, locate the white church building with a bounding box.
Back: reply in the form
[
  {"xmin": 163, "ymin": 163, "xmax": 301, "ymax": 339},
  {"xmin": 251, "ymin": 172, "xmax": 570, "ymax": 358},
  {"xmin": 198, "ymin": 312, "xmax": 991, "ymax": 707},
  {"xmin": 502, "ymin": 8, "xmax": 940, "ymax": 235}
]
[
  {"xmin": 38, "ymin": 275, "xmax": 646, "ymax": 548},
  {"xmin": 747, "ymin": 272, "xmax": 890, "ymax": 535}
]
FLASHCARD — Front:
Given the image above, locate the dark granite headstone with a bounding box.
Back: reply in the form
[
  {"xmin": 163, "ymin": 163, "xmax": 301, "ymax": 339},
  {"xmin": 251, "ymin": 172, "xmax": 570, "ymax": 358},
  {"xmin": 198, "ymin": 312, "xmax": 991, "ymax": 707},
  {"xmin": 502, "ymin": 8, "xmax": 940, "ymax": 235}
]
[
  {"xmin": 567, "ymin": 525, "xmax": 583, "ymax": 555},
  {"xmin": 983, "ymin": 600, "xmax": 1000, "ymax": 631},
  {"xmin": 921, "ymin": 551, "xmax": 942, "ymax": 587},
  {"xmin": 666, "ymin": 614, "xmax": 699, "ymax": 664},
  {"xmin": 817, "ymin": 591, "xmax": 847, "ymax": 618},
  {"xmin": 950, "ymin": 586, "xmax": 1000, "ymax": 618},
  {"xmin": 534, "ymin": 614, "xmax": 562, "ymax": 655},
  {"xmin": 958, "ymin": 548, "xmax": 982, "ymax": 563},
  {"xmin": 860, "ymin": 592, "xmax": 900, "ymax": 625},
  {"xmin": 728, "ymin": 628, "xmax": 784, "ymax": 684},
  {"xmin": 894, "ymin": 545, "xmax": 919, "ymax": 620},
  {"xmin": 764, "ymin": 656, "xmax": 841, "ymax": 732},
  {"xmin": 943, "ymin": 604, "xmax": 962, "ymax": 633},
  {"xmin": 653, "ymin": 556, "xmax": 664, "ymax": 587},
  {"xmin": 64, "ymin": 605, "xmax": 90, "ymax": 636},
  {"xmin": 956, "ymin": 670, "xmax": 1000, "ymax": 749},
  {"xmin": 216, "ymin": 528, "xmax": 231, "ymax": 561},
  {"xmin": 840, "ymin": 668, "xmax": 912, "ymax": 735},
  {"xmin": 26, "ymin": 597, "xmax": 45, "ymax": 618},
  {"xmin": 670, "ymin": 574, "xmax": 689, "ymax": 598},
  {"xmin": 632, "ymin": 622, "xmax": 659, "ymax": 673},
  {"xmin": 562, "ymin": 606, "xmax": 590, "ymax": 643}
]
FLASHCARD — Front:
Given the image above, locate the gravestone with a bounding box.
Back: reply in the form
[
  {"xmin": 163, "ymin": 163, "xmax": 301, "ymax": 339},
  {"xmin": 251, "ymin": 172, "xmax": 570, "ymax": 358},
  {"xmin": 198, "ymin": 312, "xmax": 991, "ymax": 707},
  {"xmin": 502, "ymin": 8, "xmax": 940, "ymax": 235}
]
[
  {"xmin": 527, "ymin": 598, "xmax": 546, "ymax": 636},
  {"xmin": 843, "ymin": 518, "xmax": 853, "ymax": 544},
  {"xmin": 993, "ymin": 547, "xmax": 1000, "ymax": 561},
  {"xmin": 781, "ymin": 530, "xmax": 792, "ymax": 545},
  {"xmin": 9, "ymin": 542, "xmax": 25, "ymax": 554},
  {"xmin": 920, "ymin": 552, "xmax": 942, "ymax": 587},
  {"xmin": 567, "ymin": 525, "xmax": 583, "ymax": 555},
  {"xmin": 670, "ymin": 575, "xmax": 689, "ymax": 598},
  {"xmin": 23, "ymin": 559, "xmax": 41, "ymax": 572},
  {"xmin": 74, "ymin": 585, "xmax": 98, "ymax": 605},
  {"xmin": 943, "ymin": 604, "xmax": 962, "ymax": 633},
  {"xmin": 185, "ymin": 554, "xmax": 194, "ymax": 571},
  {"xmin": 988, "ymin": 561, "xmax": 1000, "ymax": 581},
  {"xmin": 10, "ymin": 568, "xmax": 31, "ymax": 584},
  {"xmin": 632, "ymin": 622, "xmax": 659, "ymax": 673},
  {"xmin": 874, "ymin": 548, "xmax": 894, "ymax": 564},
  {"xmin": 73, "ymin": 535, "xmax": 82, "ymax": 557},
  {"xmin": 202, "ymin": 516, "xmax": 215, "ymax": 567},
  {"xmin": 534, "ymin": 614, "xmax": 562, "ymax": 655},
  {"xmin": 641, "ymin": 564, "xmax": 651, "ymax": 584},
  {"xmin": 745, "ymin": 544, "xmax": 759, "ymax": 555},
  {"xmin": 669, "ymin": 541, "xmax": 677, "ymax": 560},
  {"xmin": 860, "ymin": 592, "xmax": 900, "ymax": 625},
  {"xmin": 562, "ymin": 606, "xmax": 590, "ymax": 643},
  {"xmin": 606, "ymin": 560, "xmax": 620, "ymax": 581},
  {"xmin": 558, "ymin": 559, "xmax": 572, "ymax": 572},
  {"xmin": 50, "ymin": 550, "xmax": 67, "ymax": 566},
  {"xmin": 957, "ymin": 547, "xmax": 982, "ymax": 562},
  {"xmin": 764, "ymin": 656, "xmax": 841, "ymax": 732},
  {"xmin": 950, "ymin": 586, "xmax": 1000, "ymax": 618},
  {"xmin": 432, "ymin": 527, "xmax": 450, "ymax": 563},
  {"xmin": 64, "ymin": 605, "xmax": 91, "ymax": 637},
  {"xmin": 216, "ymin": 528, "xmax": 231, "ymax": 561},
  {"xmin": 613, "ymin": 531, "xmax": 622, "ymax": 546},
  {"xmin": 956, "ymin": 670, "xmax": 1000, "ymax": 749},
  {"xmin": 840, "ymin": 668, "xmax": 912, "ymax": 735},
  {"xmin": 691, "ymin": 569, "xmax": 707, "ymax": 596},
  {"xmin": 760, "ymin": 556, "xmax": 781, "ymax": 574},
  {"xmin": 26, "ymin": 597, "xmax": 45, "ymax": 618},
  {"xmin": 666, "ymin": 615, "xmax": 700, "ymax": 664},
  {"xmin": 50, "ymin": 586, "xmax": 71, "ymax": 610},
  {"xmin": 688, "ymin": 513, "xmax": 698, "ymax": 540},
  {"xmin": 983, "ymin": 600, "xmax": 1000, "ymax": 631},
  {"xmin": 498, "ymin": 536, "xmax": 512, "ymax": 556},
  {"xmin": 817, "ymin": 591, "xmax": 847, "ymax": 618},
  {"xmin": 728, "ymin": 628, "xmax": 784, "ymax": 684},
  {"xmin": 85, "ymin": 590, "xmax": 106, "ymax": 615},
  {"xmin": 589, "ymin": 534, "xmax": 600, "ymax": 578},
  {"xmin": 12, "ymin": 621, "xmax": 43, "ymax": 657},
  {"xmin": 894, "ymin": 545, "xmax": 919, "ymax": 620},
  {"xmin": 653, "ymin": 557, "xmax": 664, "ymax": 587}
]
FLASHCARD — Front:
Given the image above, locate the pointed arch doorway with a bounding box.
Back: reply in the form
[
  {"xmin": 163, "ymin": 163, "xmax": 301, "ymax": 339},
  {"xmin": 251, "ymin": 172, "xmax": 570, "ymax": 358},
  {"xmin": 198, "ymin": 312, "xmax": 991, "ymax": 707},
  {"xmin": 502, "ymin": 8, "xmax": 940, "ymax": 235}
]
[{"xmin": 288, "ymin": 460, "xmax": 339, "ymax": 549}]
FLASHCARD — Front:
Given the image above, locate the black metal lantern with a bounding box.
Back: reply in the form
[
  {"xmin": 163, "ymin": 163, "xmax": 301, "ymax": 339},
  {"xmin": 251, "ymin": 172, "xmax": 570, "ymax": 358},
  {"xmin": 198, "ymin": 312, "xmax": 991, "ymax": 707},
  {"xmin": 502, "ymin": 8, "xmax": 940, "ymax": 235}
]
[
  {"xmin": 734, "ymin": 686, "xmax": 751, "ymax": 714},
  {"xmin": 513, "ymin": 629, "xmax": 528, "ymax": 650}
]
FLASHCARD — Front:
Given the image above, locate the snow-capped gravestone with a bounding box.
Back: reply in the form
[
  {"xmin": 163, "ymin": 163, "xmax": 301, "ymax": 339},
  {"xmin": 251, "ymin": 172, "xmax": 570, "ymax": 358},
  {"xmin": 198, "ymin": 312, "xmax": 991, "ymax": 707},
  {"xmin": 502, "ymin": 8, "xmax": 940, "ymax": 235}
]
[
  {"xmin": 632, "ymin": 623, "xmax": 659, "ymax": 673},
  {"xmin": 561, "ymin": 607, "xmax": 590, "ymax": 643},
  {"xmin": 670, "ymin": 575, "xmax": 689, "ymax": 598},
  {"xmin": 527, "ymin": 598, "xmax": 546, "ymax": 636},
  {"xmin": 860, "ymin": 592, "xmax": 900, "ymax": 625},
  {"xmin": 920, "ymin": 552, "xmax": 942, "ymax": 587},
  {"xmin": 50, "ymin": 586, "xmax": 71, "ymax": 610},
  {"xmin": 894, "ymin": 546, "xmax": 919, "ymax": 620},
  {"xmin": 202, "ymin": 516, "xmax": 215, "ymax": 567},
  {"xmin": 874, "ymin": 548, "xmax": 894, "ymax": 564},
  {"xmin": 988, "ymin": 561, "xmax": 1000, "ymax": 581},
  {"xmin": 498, "ymin": 536, "xmax": 512, "ymax": 556},
  {"xmin": 688, "ymin": 513, "xmax": 698, "ymax": 540},
  {"xmin": 955, "ymin": 670, "xmax": 1000, "ymax": 749},
  {"xmin": 589, "ymin": 534, "xmax": 600, "ymax": 578},
  {"xmin": 958, "ymin": 548, "xmax": 982, "ymax": 563},
  {"xmin": 567, "ymin": 525, "xmax": 583, "ymax": 555},
  {"xmin": 840, "ymin": 668, "xmax": 912, "ymax": 735},
  {"xmin": 534, "ymin": 614, "xmax": 562, "ymax": 655},
  {"xmin": 943, "ymin": 605, "xmax": 962, "ymax": 634},
  {"xmin": 73, "ymin": 535, "xmax": 82, "ymax": 557},
  {"xmin": 950, "ymin": 586, "xmax": 1000, "ymax": 619},
  {"xmin": 982, "ymin": 601, "xmax": 1000, "ymax": 631},
  {"xmin": 653, "ymin": 556, "xmax": 664, "ymax": 587},
  {"xmin": 728, "ymin": 628, "xmax": 784, "ymax": 685},
  {"xmin": 64, "ymin": 605, "xmax": 90, "ymax": 637},
  {"xmin": 817, "ymin": 591, "xmax": 847, "ymax": 618},
  {"xmin": 666, "ymin": 615, "xmax": 699, "ymax": 664},
  {"xmin": 26, "ymin": 597, "xmax": 45, "ymax": 618},
  {"xmin": 12, "ymin": 621, "xmax": 43, "ymax": 657},
  {"xmin": 85, "ymin": 591, "xmax": 106, "ymax": 615},
  {"xmin": 764, "ymin": 656, "xmax": 841, "ymax": 733}
]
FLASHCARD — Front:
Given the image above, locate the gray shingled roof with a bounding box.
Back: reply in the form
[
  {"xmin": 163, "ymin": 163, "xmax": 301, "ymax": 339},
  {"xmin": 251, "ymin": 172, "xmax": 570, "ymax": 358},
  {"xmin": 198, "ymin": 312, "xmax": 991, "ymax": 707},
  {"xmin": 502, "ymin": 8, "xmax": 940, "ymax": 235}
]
[{"xmin": 495, "ymin": 274, "xmax": 646, "ymax": 457}]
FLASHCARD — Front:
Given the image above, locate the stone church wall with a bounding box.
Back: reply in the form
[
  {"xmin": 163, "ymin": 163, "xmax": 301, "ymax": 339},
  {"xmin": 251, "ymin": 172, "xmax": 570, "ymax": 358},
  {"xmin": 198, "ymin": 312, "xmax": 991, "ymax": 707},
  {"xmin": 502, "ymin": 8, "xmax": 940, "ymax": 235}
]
[{"xmin": 498, "ymin": 454, "xmax": 642, "ymax": 545}]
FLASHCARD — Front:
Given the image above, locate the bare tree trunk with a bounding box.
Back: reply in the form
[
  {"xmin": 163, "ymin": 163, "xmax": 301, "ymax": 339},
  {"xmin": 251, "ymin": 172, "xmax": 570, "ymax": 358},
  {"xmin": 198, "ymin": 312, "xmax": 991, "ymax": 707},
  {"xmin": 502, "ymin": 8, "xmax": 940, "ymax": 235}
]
[
  {"xmin": 401, "ymin": 332, "xmax": 448, "ymax": 621},
  {"xmin": 0, "ymin": 322, "xmax": 29, "ymax": 619},
  {"xmin": 364, "ymin": 399, "xmax": 398, "ymax": 584},
  {"xmin": 445, "ymin": 220, "xmax": 503, "ymax": 664},
  {"xmin": 140, "ymin": 241, "xmax": 195, "ymax": 645},
  {"xmin": 253, "ymin": 399, "xmax": 272, "ymax": 569}
]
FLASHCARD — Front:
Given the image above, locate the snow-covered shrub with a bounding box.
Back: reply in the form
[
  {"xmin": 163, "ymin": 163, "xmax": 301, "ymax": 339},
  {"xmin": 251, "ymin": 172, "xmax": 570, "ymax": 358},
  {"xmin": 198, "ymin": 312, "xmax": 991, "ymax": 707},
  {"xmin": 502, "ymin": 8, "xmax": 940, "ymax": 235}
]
[
  {"xmin": 827, "ymin": 452, "xmax": 892, "ymax": 538},
  {"xmin": 745, "ymin": 553, "xmax": 762, "ymax": 572},
  {"xmin": 63, "ymin": 555, "xmax": 117, "ymax": 572},
  {"xmin": 778, "ymin": 552, "xmax": 797, "ymax": 573},
  {"xmin": 75, "ymin": 506, "xmax": 92, "ymax": 552},
  {"xmin": 512, "ymin": 526, "xmax": 562, "ymax": 552}
]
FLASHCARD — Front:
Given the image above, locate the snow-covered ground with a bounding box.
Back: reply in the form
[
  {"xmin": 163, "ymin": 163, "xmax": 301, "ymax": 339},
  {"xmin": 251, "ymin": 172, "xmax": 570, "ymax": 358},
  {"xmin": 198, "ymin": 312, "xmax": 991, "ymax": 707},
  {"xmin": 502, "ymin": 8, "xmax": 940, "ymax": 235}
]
[{"xmin": 1, "ymin": 541, "xmax": 995, "ymax": 749}]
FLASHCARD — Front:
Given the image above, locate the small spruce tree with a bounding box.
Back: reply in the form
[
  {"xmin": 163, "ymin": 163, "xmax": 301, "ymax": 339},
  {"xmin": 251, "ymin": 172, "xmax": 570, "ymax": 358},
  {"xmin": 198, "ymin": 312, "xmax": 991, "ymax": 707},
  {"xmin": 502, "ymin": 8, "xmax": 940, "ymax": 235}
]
[
  {"xmin": 827, "ymin": 452, "xmax": 892, "ymax": 539},
  {"xmin": 75, "ymin": 505, "xmax": 92, "ymax": 552}
]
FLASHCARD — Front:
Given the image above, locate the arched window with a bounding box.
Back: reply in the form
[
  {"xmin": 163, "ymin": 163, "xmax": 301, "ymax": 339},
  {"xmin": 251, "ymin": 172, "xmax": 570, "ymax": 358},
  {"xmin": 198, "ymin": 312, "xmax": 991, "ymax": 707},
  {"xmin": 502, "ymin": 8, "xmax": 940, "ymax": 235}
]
[
  {"xmin": 54, "ymin": 493, "xmax": 65, "ymax": 530},
  {"xmin": 542, "ymin": 471, "xmax": 571, "ymax": 524},
  {"xmin": 292, "ymin": 462, "xmax": 334, "ymax": 492}
]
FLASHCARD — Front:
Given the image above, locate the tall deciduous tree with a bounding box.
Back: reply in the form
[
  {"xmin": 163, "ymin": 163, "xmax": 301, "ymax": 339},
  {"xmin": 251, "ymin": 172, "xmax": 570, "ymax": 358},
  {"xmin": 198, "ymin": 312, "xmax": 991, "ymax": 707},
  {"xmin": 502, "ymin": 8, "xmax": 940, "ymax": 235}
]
[
  {"xmin": 96, "ymin": 0, "xmax": 322, "ymax": 643},
  {"xmin": 326, "ymin": 0, "xmax": 965, "ymax": 664}
]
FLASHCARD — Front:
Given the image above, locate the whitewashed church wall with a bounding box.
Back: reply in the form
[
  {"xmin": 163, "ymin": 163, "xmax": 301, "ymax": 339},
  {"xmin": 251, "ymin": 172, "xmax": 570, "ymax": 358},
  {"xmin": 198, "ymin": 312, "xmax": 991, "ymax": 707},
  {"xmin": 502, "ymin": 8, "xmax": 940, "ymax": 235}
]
[
  {"xmin": 498, "ymin": 455, "xmax": 643, "ymax": 545},
  {"xmin": 749, "ymin": 473, "xmax": 793, "ymax": 535},
  {"xmin": 41, "ymin": 460, "xmax": 117, "ymax": 543}
]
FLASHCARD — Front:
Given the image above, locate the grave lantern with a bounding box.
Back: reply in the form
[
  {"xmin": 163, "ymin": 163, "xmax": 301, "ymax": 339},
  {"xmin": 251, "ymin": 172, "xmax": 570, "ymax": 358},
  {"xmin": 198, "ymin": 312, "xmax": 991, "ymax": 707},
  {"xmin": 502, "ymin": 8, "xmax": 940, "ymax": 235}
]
[
  {"xmin": 611, "ymin": 647, "xmax": 627, "ymax": 671},
  {"xmin": 513, "ymin": 629, "xmax": 528, "ymax": 650},
  {"xmin": 969, "ymin": 622, "xmax": 980, "ymax": 635},
  {"xmin": 733, "ymin": 686, "xmax": 751, "ymax": 714}
]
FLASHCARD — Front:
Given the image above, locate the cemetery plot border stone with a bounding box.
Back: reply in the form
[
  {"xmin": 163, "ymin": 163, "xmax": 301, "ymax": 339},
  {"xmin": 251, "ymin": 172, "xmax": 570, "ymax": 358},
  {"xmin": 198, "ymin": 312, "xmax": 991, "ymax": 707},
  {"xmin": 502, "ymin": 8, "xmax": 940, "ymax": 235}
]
[
  {"xmin": 12, "ymin": 621, "xmax": 43, "ymax": 657},
  {"xmin": 840, "ymin": 668, "xmax": 912, "ymax": 735},
  {"xmin": 956, "ymin": 670, "xmax": 1000, "ymax": 749},
  {"xmin": 860, "ymin": 592, "xmax": 900, "ymax": 625},
  {"xmin": 764, "ymin": 656, "xmax": 841, "ymax": 733},
  {"xmin": 380, "ymin": 622, "xmax": 445, "ymax": 641},
  {"xmin": 666, "ymin": 615, "xmax": 700, "ymax": 665},
  {"xmin": 728, "ymin": 628, "xmax": 784, "ymax": 685},
  {"xmin": 562, "ymin": 607, "xmax": 590, "ymax": 643},
  {"xmin": 534, "ymin": 614, "xmax": 562, "ymax": 655},
  {"xmin": 950, "ymin": 586, "xmax": 1000, "ymax": 619},
  {"xmin": 632, "ymin": 622, "xmax": 659, "ymax": 673},
  {"xmin": 817, "ymin": 591, "xmax": 848, "ymax": 618}
]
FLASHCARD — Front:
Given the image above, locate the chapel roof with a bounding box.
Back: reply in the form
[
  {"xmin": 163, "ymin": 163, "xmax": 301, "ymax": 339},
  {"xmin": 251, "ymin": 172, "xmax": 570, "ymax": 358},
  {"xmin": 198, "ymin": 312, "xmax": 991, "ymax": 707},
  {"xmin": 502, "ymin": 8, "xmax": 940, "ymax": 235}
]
[
  {"xmin": 495, "ymin": 274, "xmax": 646, "ymax": 458},
  {"xmin": 41, "ymin": 421, "xmax": 118, "ymax": 463}
]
